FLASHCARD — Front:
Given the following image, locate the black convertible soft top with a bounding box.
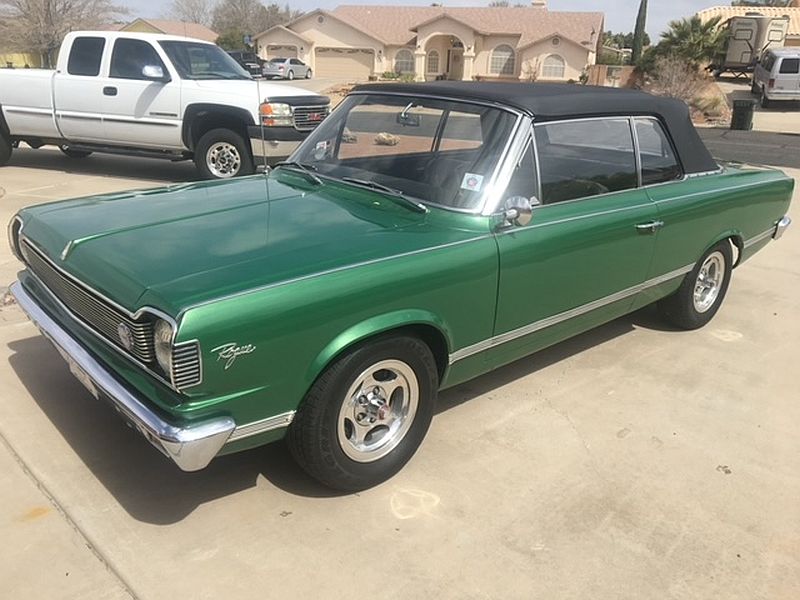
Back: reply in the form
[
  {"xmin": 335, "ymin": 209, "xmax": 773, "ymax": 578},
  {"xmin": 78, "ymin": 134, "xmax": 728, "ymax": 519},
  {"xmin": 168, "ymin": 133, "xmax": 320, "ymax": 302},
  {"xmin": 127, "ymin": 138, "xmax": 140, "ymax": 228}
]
[{"xmin": 353, "ymin": 81, "xmax": 719, "ymax": 175}]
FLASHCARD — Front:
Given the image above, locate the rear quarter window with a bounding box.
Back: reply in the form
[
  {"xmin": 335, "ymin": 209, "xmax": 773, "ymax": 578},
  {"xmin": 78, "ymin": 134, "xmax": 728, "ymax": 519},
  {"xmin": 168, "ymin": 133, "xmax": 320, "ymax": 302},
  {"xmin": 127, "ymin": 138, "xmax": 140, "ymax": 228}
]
[
  {"xmin": 779, "ymin": 58, "xmax": 800, "ymax": 74},
  {"xmin": 67, "ymin": 37, "xmax": 106, "ymax": 76}
]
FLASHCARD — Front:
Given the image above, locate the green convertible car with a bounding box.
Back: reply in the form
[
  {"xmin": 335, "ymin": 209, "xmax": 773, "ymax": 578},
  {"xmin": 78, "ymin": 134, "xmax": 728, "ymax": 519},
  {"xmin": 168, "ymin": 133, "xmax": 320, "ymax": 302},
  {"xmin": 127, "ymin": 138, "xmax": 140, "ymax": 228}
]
[{"xmin": 9, "ymin": 82, "xmax": 793, "ymax": 490}]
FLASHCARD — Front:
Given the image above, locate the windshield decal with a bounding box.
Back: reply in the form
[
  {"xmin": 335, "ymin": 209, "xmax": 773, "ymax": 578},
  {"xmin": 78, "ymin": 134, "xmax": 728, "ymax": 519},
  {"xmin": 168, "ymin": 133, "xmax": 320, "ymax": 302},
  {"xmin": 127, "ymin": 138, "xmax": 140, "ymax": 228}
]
[{"xmin": 461, "ymin": 173, "xmax": 485, "ymax": 192}]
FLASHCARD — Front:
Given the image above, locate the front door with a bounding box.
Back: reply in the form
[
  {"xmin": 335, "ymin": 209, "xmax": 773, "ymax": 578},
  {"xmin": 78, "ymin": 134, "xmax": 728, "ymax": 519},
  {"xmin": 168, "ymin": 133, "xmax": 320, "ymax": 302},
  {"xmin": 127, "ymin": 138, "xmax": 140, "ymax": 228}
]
[
  {"xmin": 101, "ymin": 37, "xmax": 182, "ymax": 149},
  {"xmin": 447, "ymin": 48, "xmax": 464, "ymax": 80},
  {"xmin": 490, "ymin": 117, "xmax": 659, "ymax": 368}
]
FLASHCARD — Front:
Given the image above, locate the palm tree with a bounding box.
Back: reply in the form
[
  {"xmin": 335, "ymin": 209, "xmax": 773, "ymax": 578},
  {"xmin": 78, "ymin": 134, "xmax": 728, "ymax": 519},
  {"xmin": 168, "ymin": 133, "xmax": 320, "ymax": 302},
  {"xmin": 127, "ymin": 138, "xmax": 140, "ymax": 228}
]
[{"xmin": 658, "ymin": 16, "xmax": 726, "ymax": 68}]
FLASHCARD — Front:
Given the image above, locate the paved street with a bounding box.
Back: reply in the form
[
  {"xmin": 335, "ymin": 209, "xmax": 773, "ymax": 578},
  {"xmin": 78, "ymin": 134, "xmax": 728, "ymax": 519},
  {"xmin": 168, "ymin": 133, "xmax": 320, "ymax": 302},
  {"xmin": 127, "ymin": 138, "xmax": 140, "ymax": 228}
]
[
  {"xmin": 698, "ymin": 128, "xmax": 800, "ymax": 170},
  {"xmin": 0, "ymin": 153, "xmax": 798, "ymax": 599},
  {"xmin": 714, "ymin": 75, "xmax": 800, "ymax": 135}
]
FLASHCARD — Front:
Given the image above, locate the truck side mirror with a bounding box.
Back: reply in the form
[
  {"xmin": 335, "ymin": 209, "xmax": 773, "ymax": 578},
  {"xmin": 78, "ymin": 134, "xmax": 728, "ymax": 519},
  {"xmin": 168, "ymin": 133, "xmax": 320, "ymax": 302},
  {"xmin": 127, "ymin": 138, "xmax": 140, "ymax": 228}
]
[{"xmin": 142, "ymin": 65, "xmax": 170, "ymax": 83}]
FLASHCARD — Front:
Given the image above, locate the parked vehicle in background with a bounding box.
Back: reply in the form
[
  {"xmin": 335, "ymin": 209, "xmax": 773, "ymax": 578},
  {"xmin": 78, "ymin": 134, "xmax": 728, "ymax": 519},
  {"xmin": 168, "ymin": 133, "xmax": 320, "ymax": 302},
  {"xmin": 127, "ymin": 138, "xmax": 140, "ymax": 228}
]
[
  {"xmin": 8, "ymin": 82, "xmax": 793, "ymax": 491},
  {"xmin": 752, "ymin": 47, "xmax": 800, "ymax": 108},
  {"xmin": 0, "ymin": 31, "xmax": 330, "ymax": 179},
  {"xmin": 227, "ymin": 50, "xmax": 264, "ymax": 78},
  {"xmin": 711, "ymin": 13, "xmax": 790, "ymax": 78},
  {"xmin": 263, "ymin": 57, "xmax": 312, "ymax": 80}
]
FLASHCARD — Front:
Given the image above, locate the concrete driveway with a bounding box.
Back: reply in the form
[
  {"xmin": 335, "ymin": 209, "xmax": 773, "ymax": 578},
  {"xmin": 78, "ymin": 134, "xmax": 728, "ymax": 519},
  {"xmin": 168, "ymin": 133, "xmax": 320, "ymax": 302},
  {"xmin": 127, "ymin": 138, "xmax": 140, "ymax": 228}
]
[
  {"xmin": 716, "ymin": 75, "xmax": 800, "ymax": 134},
  {"xmin": 0, "ymin": 156, "xmax": 798, "ymax": 599}
]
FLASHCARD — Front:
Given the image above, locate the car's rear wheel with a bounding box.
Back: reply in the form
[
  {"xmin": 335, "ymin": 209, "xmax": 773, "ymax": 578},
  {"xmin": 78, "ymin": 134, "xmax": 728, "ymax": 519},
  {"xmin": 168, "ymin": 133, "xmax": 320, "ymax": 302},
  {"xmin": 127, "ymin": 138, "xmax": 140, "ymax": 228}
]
[
  {"xmin": 306, "ymin": 69, "xmax": 312, "ymax": 79},
  {"xmin": 288, "ymin": 335, "xmax": 438, "ymax": 491},
  {"xmin": 287, "ymin": 70, "xmax": 295, "ymax": 80},
  {"xmin": 59, "ymin": 145, "xmax": 92, "ymax": 158},
  {"xmin": 194, "ymin": 128, "xmax": 254, "ymax": 180},
  {"xmin": 0, "ymin": 131, "xmax": 11, "ymax": 166},
  {"xmin": 658, "ymin": 241, "xmax": 733, "ymax": 330}
]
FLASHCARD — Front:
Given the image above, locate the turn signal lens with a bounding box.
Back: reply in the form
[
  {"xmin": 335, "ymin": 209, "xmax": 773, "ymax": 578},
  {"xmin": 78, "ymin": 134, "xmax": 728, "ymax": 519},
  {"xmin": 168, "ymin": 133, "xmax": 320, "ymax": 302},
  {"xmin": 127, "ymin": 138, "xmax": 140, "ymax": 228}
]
[
  {"xmin": 259, "ymin": 102, "xmax": 293, "ymax": 127},
  {"xmin": 154, "ymin": 319, "xmax": 174, "ymax": 376}
]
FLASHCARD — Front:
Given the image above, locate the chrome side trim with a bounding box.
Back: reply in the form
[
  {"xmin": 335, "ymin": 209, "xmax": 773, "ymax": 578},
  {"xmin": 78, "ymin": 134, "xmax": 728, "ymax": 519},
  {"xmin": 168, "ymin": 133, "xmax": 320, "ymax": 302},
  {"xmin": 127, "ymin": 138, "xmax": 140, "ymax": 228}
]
[
  {"xmin": 449, "ymin": 263, "xmax": 694, "ymax": 364},
  {"xmin": 743, "ymin": 227, "xmax": 776, "ymax": 249},
  {"xmin": 227, "ymin": 411, "xmax": 296, "ymax": 443},
  {"xmin": 10, "ymin": 281, "xmax": 234, "ymax": 472}
]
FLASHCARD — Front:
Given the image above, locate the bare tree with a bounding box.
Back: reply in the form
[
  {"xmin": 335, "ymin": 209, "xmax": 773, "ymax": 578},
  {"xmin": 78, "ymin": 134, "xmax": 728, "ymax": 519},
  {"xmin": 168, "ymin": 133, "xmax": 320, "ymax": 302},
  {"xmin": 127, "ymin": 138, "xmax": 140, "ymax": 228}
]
[
  {"xmin": 212, "ymin": 0, "xmax": 300, "ymax": 37},
  {"xmin": 0, "ymin": 0, "xmax": 125, "ymax": 67},
  {"xmin": 650, "ymin": 54, "xmax": 705, "ymax": 103},
  {"xmin": 167, "ymin": 0, "xmax": 214, "ymax": 27}
]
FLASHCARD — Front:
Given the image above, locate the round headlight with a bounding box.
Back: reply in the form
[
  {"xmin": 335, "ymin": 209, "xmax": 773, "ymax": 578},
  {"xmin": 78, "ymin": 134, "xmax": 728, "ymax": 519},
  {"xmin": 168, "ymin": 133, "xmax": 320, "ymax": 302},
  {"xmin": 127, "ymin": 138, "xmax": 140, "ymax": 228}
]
[{"xmin": 154, "ymin": 319, "xmax": 174, "ymax": 375}]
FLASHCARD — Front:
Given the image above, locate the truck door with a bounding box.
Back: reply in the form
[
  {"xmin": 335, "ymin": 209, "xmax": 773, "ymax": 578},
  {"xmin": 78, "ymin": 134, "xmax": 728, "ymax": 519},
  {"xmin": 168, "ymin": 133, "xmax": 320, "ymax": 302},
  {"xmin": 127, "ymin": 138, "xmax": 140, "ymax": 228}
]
[
  {"xmin": 53, "ymin": 36, "xmax": 109, "ymax": 143},
  {"xmin": 101, "ymin": 38, "xmax": 182, "ymax": 149}
]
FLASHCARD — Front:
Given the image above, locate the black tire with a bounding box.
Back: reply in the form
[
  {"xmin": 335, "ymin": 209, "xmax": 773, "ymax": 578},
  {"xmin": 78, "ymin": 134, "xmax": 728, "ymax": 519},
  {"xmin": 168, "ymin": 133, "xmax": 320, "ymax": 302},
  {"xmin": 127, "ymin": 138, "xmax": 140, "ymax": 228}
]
[
  {"xmin": 59, "ymin": 145, "xmax": 92, "ymax": 158},
  {"xmin": 305, "ymin": 69, "xmax": 312, "ymax": 79},
  {"xmin": 0, "ymin": 131, "xmax": 11, "ymax": 166},
  {"xmin": 287, "ymin": 70, "xmax": 294, "ymax": 80},
  {"xmin": 193, "ymin": 128, "xmax": 254, "ymax": 180},
  {"xmin": 750, "ymin": 80, "xmax": 759, "ymax": 95},
  {"xmin": 288, "ymin": 335, "xmax": 438, "ymax": 491},
  {"xmin": 761, "ymin": 90, "xmax": 771, "ymax": 109},
  {"xmin": 657, "ymin": 241, "xmax": 733, "ymax": 330}
]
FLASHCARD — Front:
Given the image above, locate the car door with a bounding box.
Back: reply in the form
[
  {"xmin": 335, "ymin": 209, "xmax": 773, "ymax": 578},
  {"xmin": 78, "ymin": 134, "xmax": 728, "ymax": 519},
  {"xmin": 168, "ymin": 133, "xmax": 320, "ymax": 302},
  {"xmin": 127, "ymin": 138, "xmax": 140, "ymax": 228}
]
[
  {"xmin": 101, "ymin": 37, "xmax": 182, "ymax": 149},
  {"xmin": 490, "ymin": 117, "xmax": 659, "ymax": 368},
  {"xmin": 53, "ymin": 36, "xmax": 108, "ymax": 142}
]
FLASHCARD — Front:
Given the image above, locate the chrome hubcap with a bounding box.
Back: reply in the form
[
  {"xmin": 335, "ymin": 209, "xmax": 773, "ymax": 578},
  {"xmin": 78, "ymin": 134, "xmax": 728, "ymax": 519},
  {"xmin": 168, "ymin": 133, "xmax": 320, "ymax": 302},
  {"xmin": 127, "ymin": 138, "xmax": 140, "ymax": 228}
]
[
  {"xmin": 206, "ymin": 142, "xmax": 241, "ymax": 178},
  {"xmin": 693, "ymin": 251, "xmax": 725, "ymax": 313},
  {"xmin": 337, "ymin": 359, "xmax": 419, "ymax": 463}
]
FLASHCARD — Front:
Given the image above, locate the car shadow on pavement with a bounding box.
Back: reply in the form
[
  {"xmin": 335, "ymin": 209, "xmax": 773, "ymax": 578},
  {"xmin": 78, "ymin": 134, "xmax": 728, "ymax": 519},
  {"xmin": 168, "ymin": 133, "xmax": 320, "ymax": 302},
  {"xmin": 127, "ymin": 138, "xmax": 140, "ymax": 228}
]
[
  {"xmin": 6, "ymin": 305, "xmax": 675, "ymax": 524},
  {"xmin": 9, "ymin": 147, "xmax": 197, "ymax": 183}
]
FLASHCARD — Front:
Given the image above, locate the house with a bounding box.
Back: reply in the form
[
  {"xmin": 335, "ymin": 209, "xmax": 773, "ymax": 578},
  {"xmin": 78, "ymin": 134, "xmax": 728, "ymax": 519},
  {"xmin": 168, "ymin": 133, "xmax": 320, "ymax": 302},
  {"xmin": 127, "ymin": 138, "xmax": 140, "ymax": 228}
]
[
  {"xmin": 114, "ymin": 18, "xmax": 218, "ymax": 43},
  {"xmin": 254, "ymin": 2, "xmax": 603, "ymax": 82},
  {"xmin": 697, "ymin": 4, "xmax": 800, "ymax": 47}
]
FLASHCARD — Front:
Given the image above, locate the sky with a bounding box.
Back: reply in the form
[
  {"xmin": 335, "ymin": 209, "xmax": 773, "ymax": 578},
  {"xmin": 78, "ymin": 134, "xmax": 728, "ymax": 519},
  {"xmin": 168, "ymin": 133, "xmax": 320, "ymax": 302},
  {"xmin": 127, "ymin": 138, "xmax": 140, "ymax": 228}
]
[{"xmin": 125, "ymin": 0, "xmax": 720, "ymax": 40}]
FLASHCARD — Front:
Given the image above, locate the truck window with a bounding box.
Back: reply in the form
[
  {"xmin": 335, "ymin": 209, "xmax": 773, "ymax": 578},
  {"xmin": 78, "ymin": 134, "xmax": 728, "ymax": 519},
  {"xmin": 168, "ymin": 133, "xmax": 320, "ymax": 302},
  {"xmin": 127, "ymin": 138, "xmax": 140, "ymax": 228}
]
[
  {"xmin": 67, "ymin": 37, "xmax": 106, "ymax": 76},
  {"xmin": 779, "ymin": 58, "xmax": 800, "ymax": 75},
  {"xmin": 110, "ymin": 39, "xmax": 166, "ymax": 80}
]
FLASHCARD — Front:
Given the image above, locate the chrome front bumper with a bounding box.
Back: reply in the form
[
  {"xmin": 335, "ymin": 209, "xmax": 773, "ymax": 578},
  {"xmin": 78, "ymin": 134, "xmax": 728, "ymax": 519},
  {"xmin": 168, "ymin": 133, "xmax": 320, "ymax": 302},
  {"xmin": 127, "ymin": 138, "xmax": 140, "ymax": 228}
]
[
  {"xmin": 10, "ymin": 281, "xmax": 235, "ymax": 472},
  {"xmin": 774, "ymin": 215, "xmax": 791, "ymax": 240}
]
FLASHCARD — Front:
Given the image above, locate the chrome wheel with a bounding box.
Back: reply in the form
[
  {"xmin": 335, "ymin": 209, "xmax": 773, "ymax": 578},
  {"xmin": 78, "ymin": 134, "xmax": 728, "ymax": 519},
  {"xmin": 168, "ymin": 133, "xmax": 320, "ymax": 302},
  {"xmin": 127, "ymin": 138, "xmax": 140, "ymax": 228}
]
[
  {"xmin": 206, "ymin": 142, "xmax": 241, "ymax": 178},
  {"xmin": 693, "ymin": 251, "xmax": 725, "ymax": 313},
  {"xmin": 337, "ymin": 359, "xmax": 419, "ymax": 463}
]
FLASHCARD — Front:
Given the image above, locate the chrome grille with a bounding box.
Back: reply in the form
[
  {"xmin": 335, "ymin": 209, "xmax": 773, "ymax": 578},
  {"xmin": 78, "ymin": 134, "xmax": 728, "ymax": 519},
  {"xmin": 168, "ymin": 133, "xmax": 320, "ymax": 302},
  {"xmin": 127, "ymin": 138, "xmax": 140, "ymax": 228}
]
[
  {"xmin": 21, "ymin": 240, "xmax": 154, "ymax": 362},
  {"xmin": 293, "ymin": 105, "xmax": 330, "ymax": 131},
  {"xmin": 172, "ymin": 342, "xmax": 201, "ymax": 389}
]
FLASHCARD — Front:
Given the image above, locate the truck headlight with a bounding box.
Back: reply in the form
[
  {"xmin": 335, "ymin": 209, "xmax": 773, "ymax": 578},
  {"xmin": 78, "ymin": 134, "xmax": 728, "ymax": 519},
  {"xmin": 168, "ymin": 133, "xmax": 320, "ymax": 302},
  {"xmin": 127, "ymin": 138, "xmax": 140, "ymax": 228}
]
[
  {"xmin": 260, "ymin": 102, "xmax": 293, "ymax": 127},
  {"xmin": 154, "ymin": 319, "xmax": 174, "ymax": 375}
]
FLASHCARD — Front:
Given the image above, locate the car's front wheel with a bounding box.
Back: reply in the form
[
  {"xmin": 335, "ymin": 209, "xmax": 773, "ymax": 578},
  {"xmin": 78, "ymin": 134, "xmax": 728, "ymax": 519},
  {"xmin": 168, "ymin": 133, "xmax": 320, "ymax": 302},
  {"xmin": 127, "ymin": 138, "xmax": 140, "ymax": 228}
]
[
  {"xmin": 305, "ymin": 69, "xmax": 312, "ymax": 79},
  {"xmin": 0, "ymin": 131, "xmax": 11, "ymax": 166},
  {"xmin": 288, "ymin": 335, "xmax": 438, "ymax": 491},
  {"xmin": 194, "ymin": 128, "xmax": 254, "ymax": 179},
  {"xmin": 658, "ymin": 241, "xmax": 733, "ymax": 330}
]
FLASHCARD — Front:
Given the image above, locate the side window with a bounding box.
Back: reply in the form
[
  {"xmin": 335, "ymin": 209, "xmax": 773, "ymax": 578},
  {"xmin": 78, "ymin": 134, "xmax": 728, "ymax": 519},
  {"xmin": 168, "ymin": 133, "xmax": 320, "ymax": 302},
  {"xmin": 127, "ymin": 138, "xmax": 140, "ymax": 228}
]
[
  {"xmin": 504, "ymin": 142, "xmax": 538, "ymax": 201},
  {"xmin": 534, "ymin": 118, "xmax": 637, "ymax": 204},
  {"xmin": 779, "ymin": 58, "xmax": 800, "ymax": 74},
  {"xmin": 67, "ymin": 37, "xmax": 105, "ymax": 76},
  {"xmin": 110, "ymin": 38, "xmax": 165, "ymax": 80},
  {"xmin": 634, "ymin": 118, "xmax": 682, "ymax": 185}
]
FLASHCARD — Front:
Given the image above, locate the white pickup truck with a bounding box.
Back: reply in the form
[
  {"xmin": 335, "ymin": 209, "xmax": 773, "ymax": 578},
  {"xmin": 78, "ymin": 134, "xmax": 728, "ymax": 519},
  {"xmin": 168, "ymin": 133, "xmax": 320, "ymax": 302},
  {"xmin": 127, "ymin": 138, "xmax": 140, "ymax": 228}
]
[{"xmin": 0, "ymin": 31, "xmax": 330, "ymax": 178}]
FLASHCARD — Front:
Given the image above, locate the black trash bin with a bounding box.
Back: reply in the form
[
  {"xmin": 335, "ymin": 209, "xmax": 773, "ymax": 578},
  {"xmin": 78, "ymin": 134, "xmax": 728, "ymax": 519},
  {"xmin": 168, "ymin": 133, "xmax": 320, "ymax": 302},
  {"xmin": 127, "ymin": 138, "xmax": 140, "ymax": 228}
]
[{"xmin": 731, "ymin": 99, "xmax": 756, "ymax": 131}]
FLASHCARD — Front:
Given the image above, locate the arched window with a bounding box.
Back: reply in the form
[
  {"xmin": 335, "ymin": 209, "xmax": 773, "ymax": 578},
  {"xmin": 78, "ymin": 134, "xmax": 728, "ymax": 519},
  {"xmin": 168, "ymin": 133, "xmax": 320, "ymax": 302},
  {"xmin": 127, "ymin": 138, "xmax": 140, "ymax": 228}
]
[
  {"xmin": 490, "ymin": 45, "xmax": 515, "ymax": 76},
  {"xmin": 427, "ymin": 50, "xmax": 440, "ymax": 73},
  {"xmin": 394, "ymin": 49, "xmax": 414, "ymax": 74},
  {"xmin": 542, "ymin": 54, "xmax": 566, "ymax": 79}
]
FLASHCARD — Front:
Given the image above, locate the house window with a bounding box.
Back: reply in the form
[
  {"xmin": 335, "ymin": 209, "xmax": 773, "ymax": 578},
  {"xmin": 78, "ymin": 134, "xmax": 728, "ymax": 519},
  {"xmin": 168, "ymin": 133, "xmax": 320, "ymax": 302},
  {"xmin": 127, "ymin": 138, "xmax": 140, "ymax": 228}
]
[
  {"xmin": 542, "ymin": 54, "xmax": 565, "ymax": 79},
  {"xmin": 427, "ymin": 50, "xmax": 440, "ymax": 73},
  {"xmin": 490, "ymin": 45, "xmax": 515, "ymax": 76},
  {"xmin": 395, "ymin": 49, "xmax": 414, "ymax": 74}
]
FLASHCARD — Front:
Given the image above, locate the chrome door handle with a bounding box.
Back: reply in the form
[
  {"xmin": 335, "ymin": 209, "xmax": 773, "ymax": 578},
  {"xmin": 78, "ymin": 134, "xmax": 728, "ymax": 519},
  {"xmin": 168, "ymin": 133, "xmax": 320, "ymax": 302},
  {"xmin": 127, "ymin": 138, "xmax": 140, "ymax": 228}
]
[{"xmin": 635, "ymin": 220, "xmax": 664, "ymax": 234}]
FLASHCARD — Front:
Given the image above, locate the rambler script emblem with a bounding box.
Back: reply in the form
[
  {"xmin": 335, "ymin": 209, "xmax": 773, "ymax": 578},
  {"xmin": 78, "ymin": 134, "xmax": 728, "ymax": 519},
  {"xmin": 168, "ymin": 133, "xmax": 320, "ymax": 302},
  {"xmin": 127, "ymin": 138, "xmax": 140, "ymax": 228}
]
[{"xmin": 211, "ymin": 343, "xmax": 256, "ymax": 370}]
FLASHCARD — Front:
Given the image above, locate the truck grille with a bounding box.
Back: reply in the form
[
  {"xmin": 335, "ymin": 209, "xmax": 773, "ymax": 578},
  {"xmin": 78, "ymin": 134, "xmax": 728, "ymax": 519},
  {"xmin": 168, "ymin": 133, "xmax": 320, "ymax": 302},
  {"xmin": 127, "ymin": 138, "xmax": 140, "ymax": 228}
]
[
  {"xmin": 293, "ymin": 105, "xmax": 330, "ymax": 131},
  {"xmin": 21, "ymin": 240, "xmax": 155, "ymax": 362},
  {"xmin": 172, "ymin": 342, "xmax": 202, "ymax": 389}
]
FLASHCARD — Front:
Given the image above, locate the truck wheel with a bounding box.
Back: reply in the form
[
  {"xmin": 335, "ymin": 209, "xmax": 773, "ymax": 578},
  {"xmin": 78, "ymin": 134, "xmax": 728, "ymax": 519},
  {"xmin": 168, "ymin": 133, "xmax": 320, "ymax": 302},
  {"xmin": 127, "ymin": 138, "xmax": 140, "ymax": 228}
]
[
  {"xmin": 750, "ymin": 80, "xmax": 759, "ymax": 95},
  {"xmin": 288, "ymin": 335, "xmax": 438, "ymax": 491},
  {"xmin": 0, "ymin": 132, "xmax": 11, "ymax": 166},
  {"xmin": 287, "ymin": 70, "xmax": 294, "ymax": 80},
  {"xmin": 194, "ymin": 128, "xmax": 254, "ymax": 179},
  {"xmin": 760, "ymin": 90, "xmax": 771, "ymax": 109},
  {"xmin": 657, "ymin": 241, "xmax": 733, "ymax": 330},
  {"xmin": 59, "ymin": 145, "xmax": 92, "ymax": 158}
]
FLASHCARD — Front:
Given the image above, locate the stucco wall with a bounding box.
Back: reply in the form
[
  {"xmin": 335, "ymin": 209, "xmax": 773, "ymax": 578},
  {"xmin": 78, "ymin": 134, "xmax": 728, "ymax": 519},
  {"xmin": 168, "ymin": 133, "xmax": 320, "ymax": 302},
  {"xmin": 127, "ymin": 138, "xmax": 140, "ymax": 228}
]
[
  {"xmin": 422, "ymin": 36, "xmax": 451, "ymax": 80},
  {"xmin": 0, "ymin": 53, "xmax": 43, "ymax": 68},
  {"xmin": 416, "ymin": 17, "xmax": 476, "ymax": 52},
  {"xmin": 289, "ymin": 13, "xmax": 385, "ymax": 72},
  {"xmin": 475, "ymin": 35, "xmax": 522, "ymax": 77},
  {"xmin": 255, "ymin": 30, "xmax": 312, "ymax": 63},
  {"xmin": 519, "ymin": 38, "xmax": 590, "ymax": 82}
]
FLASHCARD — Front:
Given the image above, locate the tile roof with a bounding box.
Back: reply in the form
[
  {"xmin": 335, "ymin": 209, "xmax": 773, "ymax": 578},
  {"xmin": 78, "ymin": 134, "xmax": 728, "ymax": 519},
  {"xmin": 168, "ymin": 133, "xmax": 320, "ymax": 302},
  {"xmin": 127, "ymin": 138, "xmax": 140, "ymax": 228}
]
[
  {"xmin": 331, "ymin": 5, "xmax": 603, "ymax": 48},
  {"xmin": 697, "ymin": 6, "xmax": 800, "ymax": 37},
  {"xmin": 125, "ymin": 19, "xmax": 219, "ymax": 43}
]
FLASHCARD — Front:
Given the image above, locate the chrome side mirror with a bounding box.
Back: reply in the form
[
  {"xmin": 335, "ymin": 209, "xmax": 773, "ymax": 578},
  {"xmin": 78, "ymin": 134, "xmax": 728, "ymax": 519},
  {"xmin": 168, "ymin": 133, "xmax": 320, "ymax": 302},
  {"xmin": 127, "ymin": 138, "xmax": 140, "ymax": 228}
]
[
  {"xmin": 503, "ymin": 196, "xmax": 540, "ymax": 227},
  {"xmin": 142, "ymin": 65, "xmax": 168, "ymax": 82}
]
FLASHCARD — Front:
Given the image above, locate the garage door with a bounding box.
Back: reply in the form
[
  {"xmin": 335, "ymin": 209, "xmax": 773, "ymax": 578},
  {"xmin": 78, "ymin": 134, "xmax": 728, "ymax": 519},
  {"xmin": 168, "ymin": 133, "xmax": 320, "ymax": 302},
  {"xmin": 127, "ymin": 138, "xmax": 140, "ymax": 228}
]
[
  {"xmin": 315, "ymin": 48, "xmax": 374, "ymax": 79},
  {"xmin": 266, "ymin": 45, "xmax": 297, "ymax": 59}
]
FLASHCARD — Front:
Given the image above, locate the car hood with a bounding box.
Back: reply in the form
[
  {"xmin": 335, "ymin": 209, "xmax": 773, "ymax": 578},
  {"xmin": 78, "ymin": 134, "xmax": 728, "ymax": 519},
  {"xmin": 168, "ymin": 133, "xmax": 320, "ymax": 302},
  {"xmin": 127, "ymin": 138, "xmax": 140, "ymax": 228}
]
[
  {"xmin": 19, "ymin": 174, "xmax": 486, "ymax": 316},
  {"xmin": 190, "ymin": 79, "xmax": 319, "ymax": 103}
]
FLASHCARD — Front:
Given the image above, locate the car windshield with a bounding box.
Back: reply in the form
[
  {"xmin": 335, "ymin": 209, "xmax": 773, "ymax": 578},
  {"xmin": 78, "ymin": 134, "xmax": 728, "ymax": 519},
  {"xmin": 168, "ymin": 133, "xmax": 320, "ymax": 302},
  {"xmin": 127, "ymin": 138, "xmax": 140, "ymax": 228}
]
[
  {"xmin": 290, "ymin": 94, "xmax": 518, "ymax": 211},
  {"xmin": 159, "ymin": 41, "xmax": 252, "ymax": 80}
]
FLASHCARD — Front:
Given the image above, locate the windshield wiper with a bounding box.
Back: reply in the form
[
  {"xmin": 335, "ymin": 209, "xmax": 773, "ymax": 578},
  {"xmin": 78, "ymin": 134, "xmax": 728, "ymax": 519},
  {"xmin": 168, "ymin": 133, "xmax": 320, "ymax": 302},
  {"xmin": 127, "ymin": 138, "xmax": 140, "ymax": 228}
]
[
  {"xmin": 273, "ymin": 161, "xmax": 323, "ymax": 185},
  {"xmin": 340, "ymin": 177, "xmax": 428, "ymax": 213}
]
